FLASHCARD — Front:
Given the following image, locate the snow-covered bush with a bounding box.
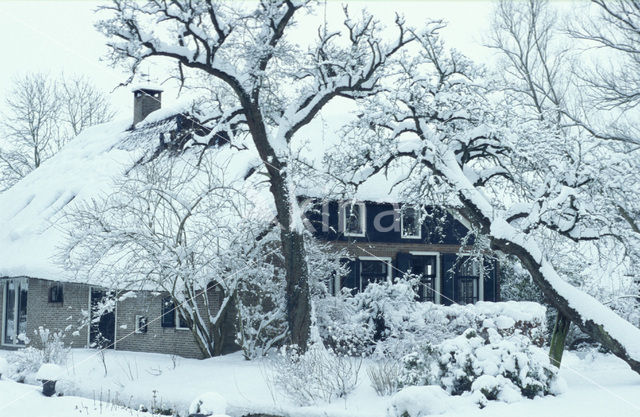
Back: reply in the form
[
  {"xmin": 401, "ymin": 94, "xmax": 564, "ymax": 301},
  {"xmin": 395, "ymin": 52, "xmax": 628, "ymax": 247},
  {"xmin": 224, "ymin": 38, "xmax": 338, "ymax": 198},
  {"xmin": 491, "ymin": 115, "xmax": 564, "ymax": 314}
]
[
  {"xmin": 367, "ymin": 359, "xmax": 403, "ymax": 396},
  {"xmin": 401, "ymin": 326, "xmax": 561, "ymax": 402},
  {"xmin": 267, "ymin": 344, "xmax": 362, "ymax": 406},
  {"xmin": 316, "ymin": 279, "xmax": 547, "ymax": 358},
  {"xmin": 235, "ymin": 266, "xmax": 288, "ymax": 360},
  {"xmin": 5, "ymin": 327, "xmax": 69, "ymax": 383},
  {"xmin": 32, "ymin": 327, "xmax": 69, "ymax": 365},
  {"xmin": 387, "ymin": 385, "xmax": 453, "ymax": 417},
  {"xmin": 6, "ymin": 347, "xmax": 45, "ymax": 383}
]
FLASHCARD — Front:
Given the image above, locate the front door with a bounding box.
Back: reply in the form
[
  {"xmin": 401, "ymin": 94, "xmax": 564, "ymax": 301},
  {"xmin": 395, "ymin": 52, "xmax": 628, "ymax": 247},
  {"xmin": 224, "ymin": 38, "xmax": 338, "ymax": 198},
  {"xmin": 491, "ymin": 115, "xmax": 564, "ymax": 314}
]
[{"xmin": 90, "ymin": 289, "xmax": 115, "ymax": 349}]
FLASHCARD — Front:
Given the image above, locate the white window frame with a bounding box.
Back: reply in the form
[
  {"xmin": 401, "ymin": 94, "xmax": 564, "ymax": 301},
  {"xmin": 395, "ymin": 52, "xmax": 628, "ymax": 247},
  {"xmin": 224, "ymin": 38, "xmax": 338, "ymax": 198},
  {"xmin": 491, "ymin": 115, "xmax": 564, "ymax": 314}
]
[
  {"xmin": 401, "ymin": 206, "xmax": 422, "ymax": 239},
  {"xmin": 175, "ymin": 309, "xmax": 190, "ymax": 330},
  {"xmin": 341, "ymin": 202, "xmax": 366, "ymax": 237},
  {"xmin": 358, "ymin": 256, "xmax": 392, "ymax": 291},
  {"xmin": 134, "ymin": 315, "xmax": 148, "ymax": 334},
  {"xmin": 409, "ymin": 251, "xmax": 441, "ymax": 304},
  {"xmin": 2, "ymin": 278, "xmax": 28, "ymax": 347}
]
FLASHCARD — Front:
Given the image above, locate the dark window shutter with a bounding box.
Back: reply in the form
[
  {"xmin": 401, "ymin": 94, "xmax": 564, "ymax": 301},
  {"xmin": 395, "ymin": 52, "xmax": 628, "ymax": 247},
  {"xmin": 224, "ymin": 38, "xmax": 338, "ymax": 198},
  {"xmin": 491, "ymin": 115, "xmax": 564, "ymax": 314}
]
[
  {"xmin": 161, "ymin": 296, "xmax": 175, "ymax": 327},
  {"xmin": 395, "ymin": 252, "xmax": 411, "ymax": 279}
]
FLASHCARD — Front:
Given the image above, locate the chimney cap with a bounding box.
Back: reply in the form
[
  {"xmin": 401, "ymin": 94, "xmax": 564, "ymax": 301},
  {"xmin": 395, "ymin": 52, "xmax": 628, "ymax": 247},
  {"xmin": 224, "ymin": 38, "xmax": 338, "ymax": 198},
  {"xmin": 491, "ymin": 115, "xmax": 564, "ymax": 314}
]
[{"xmin": 131, "ymin": 82, "xmax": 164, "ymax": 93}]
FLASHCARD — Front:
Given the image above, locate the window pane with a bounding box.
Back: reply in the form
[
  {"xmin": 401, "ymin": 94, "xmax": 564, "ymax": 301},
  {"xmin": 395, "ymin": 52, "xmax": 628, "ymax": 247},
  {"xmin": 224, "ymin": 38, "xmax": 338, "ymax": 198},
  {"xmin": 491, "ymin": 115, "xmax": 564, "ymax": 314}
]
[
  {"xmin": 402, "ymin": 206, "xmax": 421, "ymax": 237},
  {"xmin": 4, "ymin": 281, "xmax": 15, "ymax": 344},
  {"xmin": 458, "ymin": 258, "xmax": 480, "ymax": 277},
  {"xmin": 344, "ymin": 204, "xmax": 364, "ymax": 235},
  {"xmin": 17, "ymin": 280, "xmax": 28, "ymax": 342},
  {"xmin": 360, "ymin": 260, "xmax": 388, "ymax": 291},
  {"xmin": 457, "ymin": 278, "xmax": 478, "ymax": 304},
  {"xmin": 361, "ymin": 260, "xmax": 387, "ymax": 275}
]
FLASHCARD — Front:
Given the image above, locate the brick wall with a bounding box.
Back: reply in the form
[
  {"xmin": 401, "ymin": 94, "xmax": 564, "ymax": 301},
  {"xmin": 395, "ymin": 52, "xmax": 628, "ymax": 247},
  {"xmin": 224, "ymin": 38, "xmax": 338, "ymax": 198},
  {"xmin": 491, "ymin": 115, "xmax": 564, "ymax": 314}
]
[
  {"xmin": 0, "ymin": 277, "xmax": 237, "ymax": 359},
  {"xmin": 0, "ymin": 277, "xmax": 90, "ymax": 350},
  {"xmin": 115, "ymin": 290, "xmax": 204, "ymax": 359}
]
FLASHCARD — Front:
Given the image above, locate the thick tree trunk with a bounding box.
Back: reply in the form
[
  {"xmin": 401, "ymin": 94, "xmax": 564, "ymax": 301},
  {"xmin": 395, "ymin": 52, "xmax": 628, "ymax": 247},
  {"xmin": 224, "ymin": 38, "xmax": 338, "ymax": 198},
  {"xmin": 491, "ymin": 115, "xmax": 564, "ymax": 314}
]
[
  {"xmin": 245, "ymin": 107, "xmax": 312, "ymax": 351},
  {"xmin": 280, "ymin": 229, "xmax": 311, "ymax": 350},
  {"xmin": 549, "ymin": 311, "xmax": 571, "ymax": 367}
]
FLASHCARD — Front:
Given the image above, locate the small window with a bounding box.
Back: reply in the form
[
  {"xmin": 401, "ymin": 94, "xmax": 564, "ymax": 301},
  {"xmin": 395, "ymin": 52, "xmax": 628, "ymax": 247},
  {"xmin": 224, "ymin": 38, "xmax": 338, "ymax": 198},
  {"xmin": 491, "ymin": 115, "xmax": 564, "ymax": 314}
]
[
  {"xmin": 401, "ymin": 206, "xmax": 422, "ymax": 239},
  {"xmin": 161, "ymin": 296, "xmax": 175, "ymax": 328},
  {"xmin": 342, "ymin": 202, "xmax": 365, "ymax": 237},
  {"xmin": 48, "ymin": 284, "xmax": 63, "ymax": 303},
  {"xmin": 176, "ymin": 310, "xmax": 189, "ymax": 330},
  {"xmin": 457, "ymin": 277, "xmax": 478, "ymax": 304},
  {"xmin": 360, "ymin": 259, "xmax": 390, "ymax": 291},
  {"xmin": 135, "ymin": 315, "xmax": 148, "ymax": 334}
]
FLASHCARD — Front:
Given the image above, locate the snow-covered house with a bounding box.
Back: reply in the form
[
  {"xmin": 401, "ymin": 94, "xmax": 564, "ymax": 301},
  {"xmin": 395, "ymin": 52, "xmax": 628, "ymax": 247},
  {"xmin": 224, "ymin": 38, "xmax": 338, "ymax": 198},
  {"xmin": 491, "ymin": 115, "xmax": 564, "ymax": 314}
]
[{"xmin": 0, "ymin": 88, "xmax": 498, "ymax": 359}]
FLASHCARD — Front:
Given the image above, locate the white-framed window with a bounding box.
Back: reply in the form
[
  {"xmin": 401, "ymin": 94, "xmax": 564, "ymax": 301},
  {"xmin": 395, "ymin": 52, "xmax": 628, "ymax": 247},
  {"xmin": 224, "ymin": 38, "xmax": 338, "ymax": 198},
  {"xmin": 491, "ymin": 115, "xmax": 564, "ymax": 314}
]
[
  {"xmin": 135, "ymin": 315, "xmax": 148, "ymax": 334},
  {"xmin": 161, "ymin": 296, "xmax": 189, "ymax": 330},
  {"xmin": 341, "ymin": 202, "xmax": 366, "ymax": 237},
  {"xmin": 401, "ymin": 205, "xmax": 422, "ymax": 239},
  {"xmin": 2, "ymin": 278, "xmax": 28, "ymax": 346},
  {"xmin": 359, "ymin": 256, "xmax": 392, "ymax": 291},
  {"xmin": 409, "ymin": 251, "xmax": 441, "ymax": 304},
  {"xmin": 175, "ymin": 310, "xmax": 189, "ymax": 330}
]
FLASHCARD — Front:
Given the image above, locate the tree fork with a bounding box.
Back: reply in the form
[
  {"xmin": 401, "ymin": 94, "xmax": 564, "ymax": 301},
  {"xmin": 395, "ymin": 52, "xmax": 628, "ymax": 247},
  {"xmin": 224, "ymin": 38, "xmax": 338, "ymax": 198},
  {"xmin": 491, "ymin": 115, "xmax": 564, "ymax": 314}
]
[{"xmin": 549, "ymin": 310, "xmax": 571, "ymax": 367}]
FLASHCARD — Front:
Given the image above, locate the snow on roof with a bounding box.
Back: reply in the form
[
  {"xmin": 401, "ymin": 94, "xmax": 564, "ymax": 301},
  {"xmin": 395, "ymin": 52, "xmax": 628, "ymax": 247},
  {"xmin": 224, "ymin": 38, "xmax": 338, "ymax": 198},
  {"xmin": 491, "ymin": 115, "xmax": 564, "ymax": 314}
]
[
  {"xmin": 0, "ymin": 98, "xmax": 421, "ymax": 282},
  {"xmin": 130, "ymin": 82, "xmax": 164, "ymax": 92},
  {"xmin": 0, "ymin": 107, "xmax": 265, "ymax": 282}
]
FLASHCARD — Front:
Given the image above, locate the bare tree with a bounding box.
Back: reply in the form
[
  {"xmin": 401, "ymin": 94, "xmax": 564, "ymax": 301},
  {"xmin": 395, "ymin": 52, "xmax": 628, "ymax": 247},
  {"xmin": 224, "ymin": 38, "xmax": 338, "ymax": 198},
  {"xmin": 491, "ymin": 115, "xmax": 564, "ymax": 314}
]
[
  {"xmin": 58, "ymin": 74, "xmax": 116, "ymax": 137},
  {"xmin": 61, "ymin": 151, "xmax": 282, "ymax": 358},
  {"xmin": 487, "ymin": 0, "xmax": 569, "ymax": 124},
  {"xmin": 96, "ymin": 0, "xmax": 412, "ymax": 349},
  {"xmin": 488, "ymin": 0, "xmax": 640, "ymax": 366},
  {"xmin": 0, "ymin": 73, "xmax": 115, "ymax": 191}
]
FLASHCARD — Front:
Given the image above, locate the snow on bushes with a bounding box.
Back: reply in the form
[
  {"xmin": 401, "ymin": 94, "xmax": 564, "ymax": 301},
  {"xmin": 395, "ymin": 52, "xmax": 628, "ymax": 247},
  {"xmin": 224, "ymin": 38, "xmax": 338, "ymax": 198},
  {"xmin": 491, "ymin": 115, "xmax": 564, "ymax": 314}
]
[
  {"xmin": 387, "ymin": 385, "xmax": 453, "ymax": 417},
  {"xmin": 266, "ymin": 344, "xmax": 362, "ymax": 406},
  {"xmin": 4, "ymin": 327, "xmax": 69, "ymax": 383},
  {"xmin": 401, "ymin": 326, "xmax": 562, "ymax": 403},
  {"xmin": 316, "ymin": 278, "xmax": 547, "ymax": 358}
]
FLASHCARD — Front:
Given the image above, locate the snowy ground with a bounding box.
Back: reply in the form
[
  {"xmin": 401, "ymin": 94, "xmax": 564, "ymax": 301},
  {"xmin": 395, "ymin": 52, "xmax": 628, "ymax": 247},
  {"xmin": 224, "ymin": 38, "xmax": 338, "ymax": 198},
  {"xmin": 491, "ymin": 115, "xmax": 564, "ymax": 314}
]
[{"xmin": 1, "ymin": 348, "xmax": 639, "ymax": 417}]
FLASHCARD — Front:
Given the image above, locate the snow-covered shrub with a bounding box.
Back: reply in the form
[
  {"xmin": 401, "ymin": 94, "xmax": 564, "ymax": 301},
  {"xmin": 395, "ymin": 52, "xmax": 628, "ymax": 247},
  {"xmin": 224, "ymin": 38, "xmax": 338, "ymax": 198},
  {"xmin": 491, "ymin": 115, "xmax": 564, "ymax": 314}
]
[
  {"xmin": 401, "ymin": 326, "xmax": 560, "ymax": 402},
  {"xmin": 267, "ymin": 344, "xmax": 362, "ymax": 405},
  {"xmin": 235, "ymin": 268, "xmax": 288, "ymax": 360},
  {"xmin": 6, "ymin": 347, "xmax": 44, "ymax": 383},
  {"xmin": 316, "ymin": 278, "xmax": 547, "ymax": 358},
  {"xmin": 367, "ymin": 359, "xmax": 403, "ymax": 396},
  {"xmin": 188, "ymin": 392, "xmax": 227, "ymax": 416},
  {"xmin": 387, "ymin": 386, "xmax": 453, "ymax": 417},
  {"xmin": 32, "ymin": 327, "xmax": 69, "ymax": 365},
  {"xmin": 5, "ymin": 326, "xmax": 69, "ymax": 383}
]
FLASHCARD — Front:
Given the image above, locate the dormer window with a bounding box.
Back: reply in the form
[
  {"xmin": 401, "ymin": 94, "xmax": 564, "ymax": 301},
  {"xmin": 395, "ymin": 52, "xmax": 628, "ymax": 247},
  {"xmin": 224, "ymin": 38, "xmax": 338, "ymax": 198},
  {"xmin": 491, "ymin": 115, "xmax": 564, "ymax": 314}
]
[
  {"xmin": 342, "ymin": 202, "xmax": 366, "ymax": 237},
  {"xmin": 401, "ymin": 206, "xmax": 422, "ymax": 239}
]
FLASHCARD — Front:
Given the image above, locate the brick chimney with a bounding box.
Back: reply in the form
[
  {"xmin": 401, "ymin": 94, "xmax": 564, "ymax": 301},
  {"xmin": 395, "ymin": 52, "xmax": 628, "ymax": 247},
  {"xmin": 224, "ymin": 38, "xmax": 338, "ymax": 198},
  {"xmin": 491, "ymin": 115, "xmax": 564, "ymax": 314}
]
[{"xmin": 132, "ymin": 85, "xmax": 163, "ymax": 125}]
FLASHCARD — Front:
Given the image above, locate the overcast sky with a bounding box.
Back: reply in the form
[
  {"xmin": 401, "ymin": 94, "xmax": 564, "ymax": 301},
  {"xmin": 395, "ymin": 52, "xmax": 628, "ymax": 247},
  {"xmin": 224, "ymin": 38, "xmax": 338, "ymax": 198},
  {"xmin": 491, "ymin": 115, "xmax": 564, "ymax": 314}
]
[{"xmin": 1, "ymin": 1, "xmax": 505, "ymax": 119}]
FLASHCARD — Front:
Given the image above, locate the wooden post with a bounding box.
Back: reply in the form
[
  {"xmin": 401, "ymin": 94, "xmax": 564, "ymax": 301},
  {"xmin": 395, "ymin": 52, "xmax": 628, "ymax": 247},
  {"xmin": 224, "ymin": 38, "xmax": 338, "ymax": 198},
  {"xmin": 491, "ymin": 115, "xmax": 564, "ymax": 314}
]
[{"xmin": 549, "ymin": 311, "xmax": 571, "ymax": 367}]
